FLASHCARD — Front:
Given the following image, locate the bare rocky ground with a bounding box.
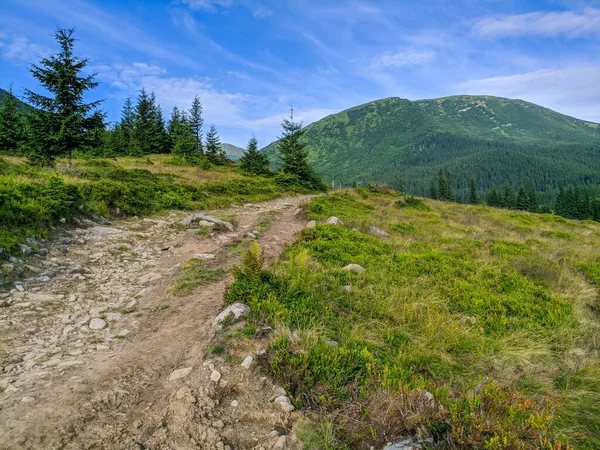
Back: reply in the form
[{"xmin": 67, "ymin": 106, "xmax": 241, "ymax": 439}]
[{"xmin": 0, "ymin": 196, "xmax": 312, "ymax": 450}]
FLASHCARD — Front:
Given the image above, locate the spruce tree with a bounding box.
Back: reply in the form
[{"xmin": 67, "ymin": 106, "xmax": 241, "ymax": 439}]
[
  {"xmin": 240, "ymin": 135, "xmax": 270, "ymax": 175},
  {"xmin": 516, "ymin": 186, "xmax": 528, "ymax": 210},
  {"xmin": 189, "ymin": 95, "xmax": 204, "ymax": 155},
  {"xmin": 25, "ymin": 28, "xmax": 104, "ymax": 167},
  {"xmin": 169, "ymin": 107, "xmax": 196, "ymax": 162},
  {"xmin": 429, "ymin": 180, "xmax": 438, "ymax": 200},
  {"xmin": 0, "ymin": 83, "xmax": 26, "ymax": 155},
  {"xmin": 437, "ymin": 169, "xmax": 451, "ymax": 201},
  {"xmin": 120, "ymin": 97, "xmax": 135, "ymax": 153},
  {"xmin": 468, "ymin": 175, "xmax": 479, "ymax": 204},
  {"xmin": 205, "ymin": 124, "xmax": 225, "ymax": 165},
  {"xmin": 133, "ymin": 89, "xmax": 169, "ymax": 155},
  {"xmin": 276, "ymin": 107, "xmax": 325, "ymax": 191},
  {"xmin": 502, "ymin": 184, "xmax": 517, "ymax": 209}
]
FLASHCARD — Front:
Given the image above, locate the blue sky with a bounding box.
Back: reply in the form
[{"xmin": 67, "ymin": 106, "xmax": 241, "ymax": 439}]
[{"xmin": 1, "ymin": 0, "xmax": 599, "ymax": 147}]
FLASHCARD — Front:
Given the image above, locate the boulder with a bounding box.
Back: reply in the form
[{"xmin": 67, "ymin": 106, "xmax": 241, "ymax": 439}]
[
  {"xmin": 89, "ymin": 318, "xmax": 107, "ymax": 330},
  {"xmin": 368, "ymin": 226, "xmax": 392, "ymax": 237},
  {"xmin": 213, "ymin": 303, "xmax": 250, "ymax": 326},
  {"xmin": 179, "ymin": 214, "xmax": 234, "ymax": 231},
  {"xmin": 342, "ymin": 264, "xmax": 365, "ymax": 273},
  {"xmin": 306, "ymin": 220, "xmax": 317, "ymax": 228},
  {"xmin": 169, "ymin": 367, "xmax": 192, "ymax": 381},
  {"xmin": 241, "ymin": 356, "xmax": 254, "ymax": 369},
  {"xmin": 326, "ymin": 216, "xmax": 343, "ymax": 225}
]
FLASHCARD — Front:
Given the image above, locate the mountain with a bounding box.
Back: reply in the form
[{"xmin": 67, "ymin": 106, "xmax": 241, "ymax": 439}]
[
  {"xmin": 262, "ymin": 96, "xmax": 600, "ymax": 196},
  {"xmin": 221, "ymin": 143, "xmax": 245, "ymax": 161},
  {"xmin": 0, "ymin": 88, "xmax": 34, "ymax": 114}
]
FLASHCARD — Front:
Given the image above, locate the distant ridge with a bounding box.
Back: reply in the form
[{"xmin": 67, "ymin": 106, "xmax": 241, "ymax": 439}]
[{"xmin": 262, "ymin": 95, "xmax": 600, "ymax": 196}]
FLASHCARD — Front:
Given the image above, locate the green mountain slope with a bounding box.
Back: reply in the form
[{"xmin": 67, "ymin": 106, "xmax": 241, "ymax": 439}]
[
  {"xmin": 0, "ymin": 88, "xmax": 34, "ymax": 114},
  {"xmin": 262, "ymin": 96, "xmax": 600, "ymax": 195},
  {"xmin": 220, "ymin": 143, "xmax": 245, "ymax": 160}
]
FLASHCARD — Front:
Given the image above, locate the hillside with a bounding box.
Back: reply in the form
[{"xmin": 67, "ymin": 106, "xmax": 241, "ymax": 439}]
[
  {"xmin": 225, "ymin": 189, "xmax": 600, "ymax": 448},
  {"xmin": 220, "ymin": 142, "xmax": 245, "ymax": 160},
  {"xmin": 262, "ymin": 96, "xmax": 600, "ymax": 196},
  {"xmin": 0, "ymin": 88, "xmax": 33, "ymax": 114}
]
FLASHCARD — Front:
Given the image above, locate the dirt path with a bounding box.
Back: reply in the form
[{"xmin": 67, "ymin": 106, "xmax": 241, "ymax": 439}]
[{"xmin": 0, "ymin": 195, "xmax": 312, "ymax": 449}]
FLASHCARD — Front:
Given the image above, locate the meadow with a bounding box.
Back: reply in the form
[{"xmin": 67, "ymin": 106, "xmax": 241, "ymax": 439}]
[{"xmin": 226, "ymin": 188, "xmax": 600, "ymax": 449}]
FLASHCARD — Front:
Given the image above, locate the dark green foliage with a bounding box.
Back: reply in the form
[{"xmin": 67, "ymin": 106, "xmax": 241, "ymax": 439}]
[
  {"xmin": 132, "ymin": 89, "xmax": 170, "ymax": 155},
  {"xmin": 437, "ymin": 169, "xmax": 453, "ymax": 201},
  {"xmin": 25, "ymin": 28, "xmax": 105, "ymax": 167},
  {"xmin": 276, "ymin": 109, "xmax": 327, "ymax": 191},
  {"xmin": 205, "ymin": 124, "xmax": 227, "ymax": 165},
  {"xmin": 240, "ymin": 136, "xmax": 270, "ymax": 175},
  {"xmin": 395, "ymin": 196, "xmax": 430, "ymax": 211},
  {"xmin": 261, "ymin": 96, "xmax": 600, "ymax": 197},
  {"xmin": 0, "ymin": 84, "xmax": 27, "ymax": 155},
  {"xmin": 0, "ymin": 87, "xmax": 34, "ymax": 115},
  {"xmin": 468, "ymin": 175, "xmax": 479, "ymax": 204},
  {"xmin": 189, "ymin": 95, "xmax": 204, "ymax": 155},
  {"xmin": 168, "ymin": 107, "xmax": 199, "ymax": 163}
]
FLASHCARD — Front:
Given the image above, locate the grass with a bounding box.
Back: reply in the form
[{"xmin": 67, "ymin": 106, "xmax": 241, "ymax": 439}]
[
  {"xmin": 0, "ymin": 154, "xmax": 308, "ymax": 256},
  {"xmin": 225, "ymin": 189, "xmax": 600, "ymax": 449},
  {"xmin": 172, "ymin": 258, "xmax": 227, "ymax": 296}
]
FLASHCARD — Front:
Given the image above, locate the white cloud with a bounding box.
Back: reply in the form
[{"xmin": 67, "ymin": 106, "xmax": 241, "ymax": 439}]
[
  {"xmin": 97, "ymin": 62, "xmax": 336, "ymax": 145},
  {"xmin": 181, "ymin": 0, "xmax": 233, "ymax": 11},
  {"xmin": 252, "ymin": 7, "xmax": 273, "ymax": 18},
  {"xmin": 370, "ymin": 48, "xmax": 436, "ymax": 69},
  {"xmin": 474, "ymin": 8, "xmax": 600, "ymax": 39},
  {"xmin": 457, "ymin": 66, "xmax": 600, "ymax": 122},
  {"xmin": 0, "ymin": 31, "xmax": 48, "ymax": 64}
]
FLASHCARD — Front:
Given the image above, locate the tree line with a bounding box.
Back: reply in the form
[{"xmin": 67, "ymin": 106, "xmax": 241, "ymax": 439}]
[
  {"xmin": 428, "ymin": 169, "xmax": 600, "ymax": 221},
  {"xmin": 0, "ymin": 27, "xmax": 326, "ymax": 191}
]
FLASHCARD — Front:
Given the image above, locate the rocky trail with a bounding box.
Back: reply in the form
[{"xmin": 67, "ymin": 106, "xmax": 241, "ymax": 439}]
[{"xmin": 0, "ymin": 196, "xmax": 313, "ymax": 450}]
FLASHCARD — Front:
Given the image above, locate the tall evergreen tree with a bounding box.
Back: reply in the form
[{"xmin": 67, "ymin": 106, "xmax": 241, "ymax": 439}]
[
  {"xmin": 502, "ymin": 184, "xmax": 517, "ymax": 209},
  {"xmin": 429, "ymin": 180, "xmax": 438, "ymax": 200},
  {"xmin": 0, "ymin": 83, "xmax": 26, "ymax": 155},
  {"xmin": 240, "ymin": 135, "xmax": 270, "ymax": 175},
  {"xmin": 189, "ymin": 95, "xmax": 204, "ymax": 155},
  {"xmin": 132, "ymin": 89, "xmax": 169, "ymax": 155},
  {"xmin": 276, "ymin": 107, "xmax": 325, "ymax": 190},
  {"xmin": 205, "ymin": 124, "xmax": 226, "ymax": 165},
  {"xmin": 168, "ymin": 107, "xmax": 196, "ymax": 161},
  {"xmin": 437, "ymin": 169, "xmax": 451, "ymax": 201},
  {"xmin": 120, "ymin": 97, "xmax": 135, "ymax": 151},
  {"xmin": 25, "ymin": 28, "xmax": 104, "ymax": 167},
  {"xmin": 516, "ymin": 186, "xmax": 528, "ymax": 210},
  {"xmin": 487, "ymin": 188, "xmax": 500, "ymax": 207},
  {"xmin": 468, "ymin": 175, "xmax": 479, "ymax": 204}
]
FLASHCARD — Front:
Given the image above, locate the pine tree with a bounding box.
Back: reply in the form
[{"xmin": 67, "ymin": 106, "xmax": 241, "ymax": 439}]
[
  {"xmin": 0, "ymin": 83, "xmax": 26, "ymax": 155},
  {"xmin": 502, "ymin": 184, "xmax": 517, "ymax": 209},
  {"xmin": 133, "ymin": 89, "xmax": 169, "ymax": 155},
  {"xmin": 429, "ymin": 180, "xmax": 438, "ymax": 200},
  {"xmin": 437, "ymin": 169, "xmax": 451, "ymax": 201},
  {"xmin": 189, "ymin": 95, "xmax": 203, "ymax": 155},
  {"xmin": 120, "ymin": 97, "xmax": 135, "ymax": 152},
  {"xmin": 516, "ymin": 186, "xmax": 528, "ymax": 210},
  {"xmin": 276, "ymin": 107, "xmax": 325, "ymax": 191},
  {"xmin": 240, "ymin": 135, "xmax": 270, "ymax": 175},
  {"xmin": 25, "ymin": 28, "xmax": 104, "ymax": 167},
  {"xmin": 487, "ymin": 188, "xmax": 500, "ymax": 207},
  {"xmin": 205, "ymin": 124, "xmax": 225, "ymax": 165},
  {"xmin": 168, "ymin": 107, "xmax": 196, "ymax": 161},
  {"xmin": 468, "ymin": 175, "xmax": 479, "ymax": 204}
]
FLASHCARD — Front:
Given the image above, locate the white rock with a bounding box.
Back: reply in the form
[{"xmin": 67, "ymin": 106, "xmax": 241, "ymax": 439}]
[
  {"xmin": 179, "ymin": 213, "xmax": 234, "ymax": 231},
  {"xmin": 96, "ymin": 344, "xmax": 110, "ymax": 351},
  {"xmin": 213, "ymin": 303, "xmax": 251, "ymax": 326},
  {"xmin": 138, "ymin": 272, "xmax": 162, "ymax": 284},
  {"xmin": 169, "ymin": 367, "xmax": 192, "ymax": 382},
  {"xmin": 368, "ymin": 226, "xmax": 392, "ymax": 237},
  {"xmin": 118, "ymin": 329, "xmax": 130, "ymax": 337},
  {"xmin": 326, "ymin": 216, "xmax": 343, "ymax": 225},
  {"xmin": 105, "ymin": 312, "xmax": 122, "ymax": 322},
  {"xmin": 272, "ymin": 436, "xmax": 288, "ymax": 450},
  {"xmin": 20, "ymin": 396, "xmax": 35, "ymax": 403},
  {"xmin": 342, "ymin": 264, "xmax": 365, "ymax": 273},
  {"xmin": 241, "ymin": 356, "xmax": 253, "ymax": 369},
  {"xmin": 274, "ymin": 395, "xmax": 294, "ymax": 413},
  {"xmin": 89, "ymin": 318, "xmax": 107, "ymax": 330},
  {"xmin": 88, "ymin": 226, "xmax": 121, "ymax": 235},
  {"xmin": 210, "ymin": 370, "xmax": 222, "ymax": 382},
  {"xmin": 306, "ymin": 220, "xmax": 317, "ymax": 228},
  {"xmin": 246, "ymin": 232, "xmax": 256, "ymax": 239},
  {"xmin": 193, "ymin": 253, "xmax": 215, "ymax": 260},
  {"xmin": 230, "ymin": 399, "xmax": 239, "ymax": 407}
]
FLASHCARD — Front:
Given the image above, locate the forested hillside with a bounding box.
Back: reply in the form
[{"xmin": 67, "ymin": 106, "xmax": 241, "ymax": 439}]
[{"xmin": 262, "ymin": 96, "xmax": 600, "ymax": 196}]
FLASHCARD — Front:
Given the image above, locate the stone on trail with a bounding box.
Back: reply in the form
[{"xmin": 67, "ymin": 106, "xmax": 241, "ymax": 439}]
[
  {"xmin": 179, "ymin": 213, "xmax": 235, "ymax": 231},
  {"xmin": 169, "ymin": 367, "xmax": 192, "ymax": 382},
  {"xmin": 230, "ymin": 399, "xmax": 239, "ymax": 407},
  {"xmin": 138, "ymin": 272, "xmax": 162, "ymax": 284},
  {"xmin": 193, "ymin": 253, "xmax": 215, "ymax": 260},
  {"xmin": 368, "ymin": 225, "xmax": 392, "ymax": 237},
  {"xmin": 326, "ymin": 216, "xmax": 343, "ymax": 225},
  {"xmin": 105, "ymin": 312, "xmax": 122, "ymax": 322},
  {"xmin": 342, "ymin": 264, "xmax": 365, "ymax": 273},
  {"xmin": 274, "ymin": 395, "xmax": 294, "ymax": 413},
  {"xmin": 213, "ymin": 303, "xmax": 251, "ymax": 326},
  {"xmin": 241, "ymin": 356, "xmax": 254, "ymax": 369},
  {"xmin": 210, "ymin": 370, "xmax": 222, "ymax": 382},
  {"xmin": 306, "ymin": 220, "xmax": 317, "ymax": 228},
  {"xmin": 88, "ymin": 226, "xmax": 121, "ymax": 236},
  {"xmin": 89, "ymin": 318, "xmax": 108, "ymax": 330}
]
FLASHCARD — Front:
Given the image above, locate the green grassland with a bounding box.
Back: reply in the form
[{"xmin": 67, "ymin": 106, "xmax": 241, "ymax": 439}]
[
  {"xmin": 226, "ymin": 189, "xmax": 600, "ymax": 449},
  {"xmin": 0, "ymin": 154, "xmax": 305, "ymax": 256}
]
